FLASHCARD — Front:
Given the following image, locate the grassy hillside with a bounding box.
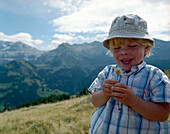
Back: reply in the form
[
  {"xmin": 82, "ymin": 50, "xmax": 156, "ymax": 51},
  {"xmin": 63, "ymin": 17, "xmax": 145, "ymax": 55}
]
[
  {"xmin": 0, "ymin": 95, "xmax": 170, "ymax": 134},
  {"xmin": 0, "ymin": 95, "xmax": 95, "ymax": 134},
  {"xmin": 164, "ymin": 68, "xmax": 170, "ymax": 79}
]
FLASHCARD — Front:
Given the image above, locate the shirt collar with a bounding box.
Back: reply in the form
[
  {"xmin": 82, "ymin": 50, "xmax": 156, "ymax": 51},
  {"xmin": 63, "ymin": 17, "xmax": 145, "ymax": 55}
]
[{"xmin": 116, "ymin": 60, "xmax": 146, "ymax": 75}]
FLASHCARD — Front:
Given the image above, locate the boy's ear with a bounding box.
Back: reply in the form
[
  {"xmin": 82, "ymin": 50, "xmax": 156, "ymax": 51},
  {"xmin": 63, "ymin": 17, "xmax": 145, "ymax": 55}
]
[{"xmin": 144, "ymin": 46, "xmax": 149, "ymax": 55}]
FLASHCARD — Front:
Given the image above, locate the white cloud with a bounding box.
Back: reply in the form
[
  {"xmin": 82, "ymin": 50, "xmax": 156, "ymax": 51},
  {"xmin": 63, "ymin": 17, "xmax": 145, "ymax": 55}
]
[
  {"xmin": 0, "ymin": 32, "xmax": 43, "ymax": 47},
  {"xmin": 152, "ymin": 33, "xmax": 170, "ymax": 41},
  {"xmin": 50, "ymin": 32, "xmax": 108, "ymax": 49},
  {"xmin": 49, "ymin": 0, "xmax": 170, "ymax": 42},
  {"xmin": 48, "ymin": 9, "xmax": 52, "ymax": 13},
  {"xmin": 53, "ymin": 33, "xmax": 76, "ymax": 41},
  {"xmin": 51, "ymin": 33, "xmax": 85, "ymax": 48},
  {"xmin": 51, "ymin": 0, "xmax": 142, "ymax": 33},
  {"xmin": 50, "ymin": 40, "xmax": 63, "ymax": 49},
  {"xmin": 43, "ymin": 0, "xmax": 90, "ymax": 14}
]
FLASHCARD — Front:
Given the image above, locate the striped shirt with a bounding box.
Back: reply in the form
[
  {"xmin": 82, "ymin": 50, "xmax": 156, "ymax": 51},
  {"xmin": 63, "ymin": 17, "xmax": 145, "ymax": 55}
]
[{"xmin": 88, "ymin": 61, "xmax": 170, "ymax": 134}]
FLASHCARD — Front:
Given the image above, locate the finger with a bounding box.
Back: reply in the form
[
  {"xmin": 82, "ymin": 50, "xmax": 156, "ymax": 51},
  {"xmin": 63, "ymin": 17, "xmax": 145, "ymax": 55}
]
[
  {"xmin": 114, "ymin": 83, "xmax": 128, "ymax": 88},
  {"xmin": 104, "ymin": 79, "xmax": 118, "ymax": 85},
  {"xmin": 103, "ymin": 87, "xmax": 112, "ymax": 93},
  {"xmin": 103, "ymin": 91, "xmax": 112, "ymax": 97},
  {"xmin": 103, "ymin": 81, "xmax": 118, "ymax": 91},
  {"xmin": 113, "ymin": 96, "xmax": 122, "ymax": 102},
  {"xmin": 111, "ymin": 86, "xmax": 126, "ymax": 93},
  {"xmin": 112, "ymin": 92, "xmax": 123, "ymax": 99},
  {"xmin": 102, "ymin": 82, "xmax": 113, "ymax": 89},
  {"xmin": 102, "ymin": 87, "xmax": 113, "ymax": 97}
]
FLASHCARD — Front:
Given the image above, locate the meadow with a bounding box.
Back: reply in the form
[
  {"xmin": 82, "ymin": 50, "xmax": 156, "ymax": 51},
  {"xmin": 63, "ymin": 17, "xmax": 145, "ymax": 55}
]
[
  {"xmin": 0, "ymin": 95, "xmax": 170, "ymax": 134},
  {"xmin": 0, "ymin": 95, "xmax": 95, "ymax": 134}
]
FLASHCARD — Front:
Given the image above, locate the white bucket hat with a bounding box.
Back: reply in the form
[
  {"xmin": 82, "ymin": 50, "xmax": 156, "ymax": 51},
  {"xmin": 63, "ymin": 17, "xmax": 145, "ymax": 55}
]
[{"xmin": 103, "ymin": 14, "xmax": 154, "ymax": 49}]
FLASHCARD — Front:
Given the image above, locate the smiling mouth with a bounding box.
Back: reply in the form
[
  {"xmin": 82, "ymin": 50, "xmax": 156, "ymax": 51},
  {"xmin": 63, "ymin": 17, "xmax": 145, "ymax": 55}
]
[{"xmin": 120, "ymin": 58, "xmax": 133, "ymax": 65}]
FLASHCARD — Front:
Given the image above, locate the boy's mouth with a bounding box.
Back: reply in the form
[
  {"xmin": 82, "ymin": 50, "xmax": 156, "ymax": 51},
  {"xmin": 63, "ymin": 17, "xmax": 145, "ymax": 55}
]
[{"xmin": 120, "ymin": 58, "xmax": 133, "ymax": 65}]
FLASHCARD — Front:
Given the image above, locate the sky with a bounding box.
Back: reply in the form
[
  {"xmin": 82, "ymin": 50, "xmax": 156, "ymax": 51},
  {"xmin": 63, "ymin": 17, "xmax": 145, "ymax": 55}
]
[{"xmin": 0, "ymin": 0, "xmax": 170, "ymax": 51}]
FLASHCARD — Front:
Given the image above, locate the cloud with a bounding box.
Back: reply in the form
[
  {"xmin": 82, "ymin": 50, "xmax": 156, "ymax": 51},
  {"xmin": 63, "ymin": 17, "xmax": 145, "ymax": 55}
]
[
  {"xmin": 0, "ymin": 32, "xmax": 43, "ymax": 47},
  {"xmin": 50, "ymin": 32, "xmax": 108, "ymax": 49},
  {"xmin": 53, "ymin": 33, "xmax": 77, "ymax": 41},
  {"xmin": 51, "ymin": 0, "xmax": 141, "ymax": 33},
  {"xmin": 49, "ymin": 0, "xmax": 170, "ymax": 42},
  {"xmin": 50, "ymin": 40, "xmax": 63, "ymax": 49},
  {"xmin": 43, "ymin": 0, "xmax": 90, "ymax": 14},
  {"xmin": 51, "ymin": 33, "xmax": 86, "ymax": 48}
]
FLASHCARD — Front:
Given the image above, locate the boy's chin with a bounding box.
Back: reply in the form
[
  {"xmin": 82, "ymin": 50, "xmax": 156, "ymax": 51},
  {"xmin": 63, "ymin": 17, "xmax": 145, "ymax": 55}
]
[{"xmin": 121, "ymin": 66, "xmax": 132, "ymax": 72}]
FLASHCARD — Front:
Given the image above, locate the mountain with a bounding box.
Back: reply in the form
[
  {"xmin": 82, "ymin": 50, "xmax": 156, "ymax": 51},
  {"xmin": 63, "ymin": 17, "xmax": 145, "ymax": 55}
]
[
  {"xmin": 0, "ymin": 60, "xmax": 65, "ymax": 111},
  {"xmin": 36, "ymin": 39, "xmax": 170, "ymax": 70},
  {"xmin": 1, "ymin": 39, "xmax": 170, "ymax": 70},
  {"xmin": 36, "ymin": 41, "xmax": 113, "ymax": 71},
  {"xmin": 35, "ymin": 41, "xmax": 114, "ymax": 94},
  {"xmin": 150, "ymin": 39, "xmax": 170, "ymax": 59},
  {"xmin": 144, "ymin": 39, "xmax": 170, "ymax": 70},
  {"xmin": 0, "ymin": 41, "xmax": 44, "ymax": 65},
  {"xmin": 0, "ymin": 39, "xmax": 170, "ymax": 111}
]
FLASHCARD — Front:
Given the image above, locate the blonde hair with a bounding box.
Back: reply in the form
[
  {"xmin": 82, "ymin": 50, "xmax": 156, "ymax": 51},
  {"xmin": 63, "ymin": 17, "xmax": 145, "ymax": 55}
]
[{"xmin": 109, "ymin": 38, "xmax": 154, "ymax": 57}]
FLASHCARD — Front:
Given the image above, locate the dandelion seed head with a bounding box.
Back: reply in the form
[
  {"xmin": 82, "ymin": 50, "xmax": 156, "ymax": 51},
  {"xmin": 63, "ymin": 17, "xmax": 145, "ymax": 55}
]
[{"xmin": 114, "ymin": 68, "xmax": 123, "ymax": 75}]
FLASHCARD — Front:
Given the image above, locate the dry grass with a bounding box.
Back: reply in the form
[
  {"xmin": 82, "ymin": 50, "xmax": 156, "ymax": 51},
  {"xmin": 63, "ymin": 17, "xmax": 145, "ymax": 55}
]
[
  {"xmin": 0, "ymin": 95, "xmax": 170, "ymax": 134},
  {"xmin": 0, "ymin": 95, "xmax": 95, "ymax": 134},
  {"xmin": 169, "ymin": 116, "xmax": 170, "ymax": 133}
]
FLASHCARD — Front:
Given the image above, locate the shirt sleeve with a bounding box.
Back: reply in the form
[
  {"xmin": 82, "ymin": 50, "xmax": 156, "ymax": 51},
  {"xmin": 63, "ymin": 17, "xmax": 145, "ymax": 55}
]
[
  {"xmin": 88, "ymin": 65, "xmax": 111, "ymax": 93},
  {"xmin": 149, "ymin": 68, "xmax": 170, "ymax": 103}
]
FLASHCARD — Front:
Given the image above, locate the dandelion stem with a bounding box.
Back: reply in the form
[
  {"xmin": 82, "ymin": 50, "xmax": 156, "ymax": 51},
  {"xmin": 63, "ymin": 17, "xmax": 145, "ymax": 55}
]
[
  {"xmin": 117, "ymin": 75, "xmax": 120, "ymax": 110},
  {"xmin": 114, "ymin": 68, "xmax": 123, "ymax": 111}
]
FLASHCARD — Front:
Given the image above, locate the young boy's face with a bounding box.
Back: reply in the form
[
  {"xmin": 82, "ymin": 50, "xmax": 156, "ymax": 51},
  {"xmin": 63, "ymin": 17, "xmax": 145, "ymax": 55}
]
[{"xmin": 112, "ymin": 39, "xmax": 148, "ymax": 72}]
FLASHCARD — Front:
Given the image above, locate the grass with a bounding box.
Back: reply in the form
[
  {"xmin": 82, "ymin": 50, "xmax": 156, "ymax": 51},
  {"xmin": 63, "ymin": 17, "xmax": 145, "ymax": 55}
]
[
  {"xmin": 169, "ymin": 116, "xmax": 170, "ymax": 133},
  {"xmin": 164, "ymin": 69, "xmax": 170, "ymax": 79},
  {"xmin": 0, "ymin": 95, "xmax": 95, "ymax": 134},
  {"xmin": 0, "ymin": 95, "xmax": 170, "ymax": 134}
]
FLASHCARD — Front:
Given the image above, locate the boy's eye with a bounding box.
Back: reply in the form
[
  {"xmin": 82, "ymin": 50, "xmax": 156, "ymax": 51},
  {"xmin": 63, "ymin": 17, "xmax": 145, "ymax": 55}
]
[
  {"xmin": 129, "ymin": 45, "xmax": 137, "ymax": 47},
  {"xmin": 114, "ymin": 47, "xmax": 121, "ymax": 49}
]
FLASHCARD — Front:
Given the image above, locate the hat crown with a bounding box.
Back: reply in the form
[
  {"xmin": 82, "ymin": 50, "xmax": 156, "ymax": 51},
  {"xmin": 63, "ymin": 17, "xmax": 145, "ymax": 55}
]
[{"xmin": 109, "ymin": 14, "xmax": 148, "ymax": 35}]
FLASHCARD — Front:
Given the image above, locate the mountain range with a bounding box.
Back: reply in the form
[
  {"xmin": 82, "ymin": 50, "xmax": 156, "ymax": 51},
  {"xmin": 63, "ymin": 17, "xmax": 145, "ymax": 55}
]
[{"xmin": 0, "ymin": 39, "xmax": 170, "ymax": 111}]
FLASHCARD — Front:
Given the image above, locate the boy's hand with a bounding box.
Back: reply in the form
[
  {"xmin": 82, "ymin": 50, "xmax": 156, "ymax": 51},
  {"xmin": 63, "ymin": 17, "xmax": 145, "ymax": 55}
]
[
  {"xmin": 111, "ymin": 83, "xmax": 136, "ymax": 107},
  {"xmin": 102, "ymin": 79, "xmax": 118, "ymax": 97},
  {"xmin": 92, "ymin": 79, "xmax": 118, "ymax": 107}
]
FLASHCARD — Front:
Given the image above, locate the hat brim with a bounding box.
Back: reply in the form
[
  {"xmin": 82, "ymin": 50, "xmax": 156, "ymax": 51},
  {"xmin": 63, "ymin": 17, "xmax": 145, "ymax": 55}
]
[{"xmin": 103, "ymin": 32, "xmax": 154, "ymax": 49}]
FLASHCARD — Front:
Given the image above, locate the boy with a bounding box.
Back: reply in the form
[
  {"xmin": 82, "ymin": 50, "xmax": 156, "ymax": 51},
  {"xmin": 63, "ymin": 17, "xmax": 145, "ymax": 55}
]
[{"xmin": 88, "ymin": 14, "xmax": 170, "ymax": 134}]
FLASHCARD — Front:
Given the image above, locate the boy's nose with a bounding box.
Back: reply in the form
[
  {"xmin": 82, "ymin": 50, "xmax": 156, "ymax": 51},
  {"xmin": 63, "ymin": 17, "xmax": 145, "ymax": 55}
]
[{"xmin": 120, "ymin": 48, "xmax": 129, "ymax": 55}]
